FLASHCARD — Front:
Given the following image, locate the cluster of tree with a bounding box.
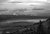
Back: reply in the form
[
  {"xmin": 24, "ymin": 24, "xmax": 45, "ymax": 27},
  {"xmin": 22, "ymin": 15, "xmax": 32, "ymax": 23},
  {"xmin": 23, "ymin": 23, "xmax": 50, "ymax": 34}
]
[
  {"xmin": 2, "ymin": 20, "xmax": 45, "ymax": 34},
  {"xmin": 2, "ymin": 23, "xmax": 38, "ymax": 34}
]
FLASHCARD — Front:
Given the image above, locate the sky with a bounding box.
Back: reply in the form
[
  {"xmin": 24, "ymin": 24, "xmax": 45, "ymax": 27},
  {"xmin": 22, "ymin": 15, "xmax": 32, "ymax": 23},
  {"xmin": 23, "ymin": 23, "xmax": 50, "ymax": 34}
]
[
  {"xmin": 0, "ymin": 0, "xmax": 50, "ymax": 16},
  {"xmin": 0, "ymin": 0, "xmax": 47, "ymax": 3},
  {"xmin": 0, "ymin": 0, "xmax": 48, "ymax": 9}
]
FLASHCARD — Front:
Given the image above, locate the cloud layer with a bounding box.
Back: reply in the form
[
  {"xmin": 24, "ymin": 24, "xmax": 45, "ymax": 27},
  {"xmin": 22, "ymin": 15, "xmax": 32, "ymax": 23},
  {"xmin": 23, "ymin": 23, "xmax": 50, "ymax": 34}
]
[{"xmin": 0, "ymin": 0, "xmax": 50, "ymax": 16}]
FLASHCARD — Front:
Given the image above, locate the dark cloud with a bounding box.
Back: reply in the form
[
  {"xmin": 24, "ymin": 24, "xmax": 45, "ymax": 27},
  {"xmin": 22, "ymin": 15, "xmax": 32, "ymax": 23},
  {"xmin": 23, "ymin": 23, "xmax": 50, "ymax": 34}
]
[{"xmin": 9, "ymin": 1, "xmax": 22, "ymax": 3}]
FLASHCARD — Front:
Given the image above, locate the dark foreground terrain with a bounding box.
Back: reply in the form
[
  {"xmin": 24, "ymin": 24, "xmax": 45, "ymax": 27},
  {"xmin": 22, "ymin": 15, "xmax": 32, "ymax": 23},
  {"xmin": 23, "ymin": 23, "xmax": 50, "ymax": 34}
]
[
  {"xmin": 1, "ymin": 21, "xmax": 47, "ymax": 34},
  {"xmin": 0, "ymin": 15, "xmax": 49, "ymax": 34}
]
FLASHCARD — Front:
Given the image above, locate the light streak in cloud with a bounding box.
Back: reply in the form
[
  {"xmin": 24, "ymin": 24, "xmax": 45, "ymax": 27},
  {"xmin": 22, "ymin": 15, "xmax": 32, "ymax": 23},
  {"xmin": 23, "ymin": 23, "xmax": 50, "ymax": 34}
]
[
  {"xmin": 9, "ymin": 0, "xmax": 47, "ymax": 3},
  {"xmin": 0, "ymin": 0, "xmax": 48, "ymax": 11}
]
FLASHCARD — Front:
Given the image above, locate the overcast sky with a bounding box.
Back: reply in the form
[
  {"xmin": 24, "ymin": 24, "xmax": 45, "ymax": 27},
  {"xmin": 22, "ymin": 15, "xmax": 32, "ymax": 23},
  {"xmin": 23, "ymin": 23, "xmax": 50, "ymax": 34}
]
[
  {"xmin": 0, "ymin": 0, "xmax": 50, "ymax": 16},
  {"xmin": 0, "ymin": 0, "xmax": 47, "ymax": 3},
  {"xmin": 0, "ymin": 0, "xmax": 48, "ymax": 9}
]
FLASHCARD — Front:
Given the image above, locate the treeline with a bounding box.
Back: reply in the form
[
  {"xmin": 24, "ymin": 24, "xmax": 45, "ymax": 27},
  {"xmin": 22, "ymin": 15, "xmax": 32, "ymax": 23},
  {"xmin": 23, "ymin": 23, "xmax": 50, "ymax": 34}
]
[{"xmin": 0, "ymin": 15, "xmax": 47, "ymax": 22}]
